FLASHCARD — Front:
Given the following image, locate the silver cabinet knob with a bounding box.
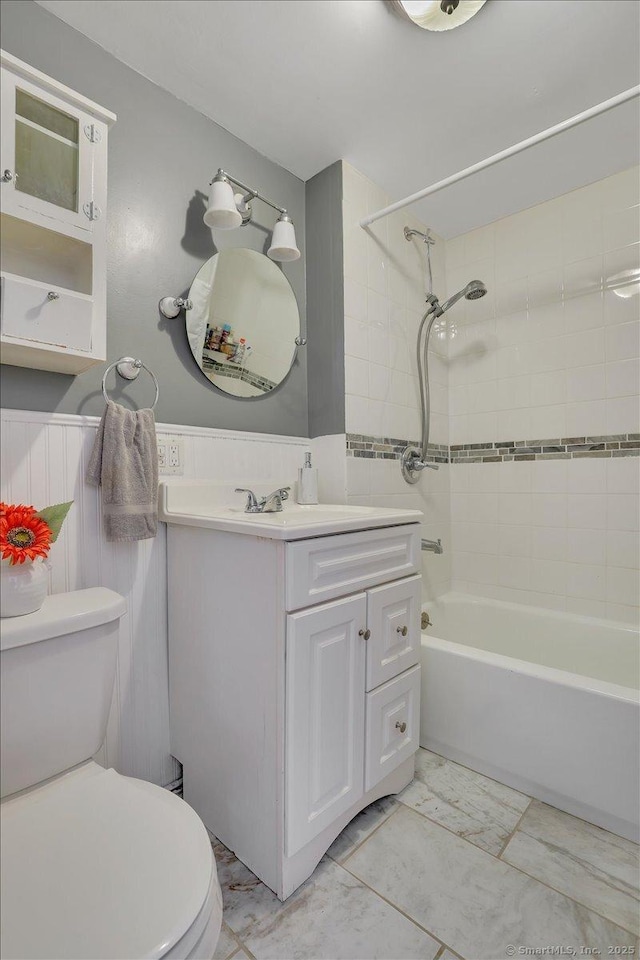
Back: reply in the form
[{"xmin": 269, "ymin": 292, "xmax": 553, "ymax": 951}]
[
  {"xmin": 395, "ymin": 721, "xmax": 407, "ymax": 733},
  {"xmin": 47, "ymin": 292, "xmax": 60, "ymax": 301},
  {"xmin": 396, "ymin": 625, "xmax": 408, "ymax": 636},
  {"xmin": 358, "ymin": 628, "xmax": 371, "ymax": 641},
  {"xmin": 1, "ymin": 170, "xmax": 14, "ymax": 182}
]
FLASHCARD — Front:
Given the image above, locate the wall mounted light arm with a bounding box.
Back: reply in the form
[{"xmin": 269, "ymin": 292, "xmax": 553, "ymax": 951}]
[{"xmin": 213, "ymin": 168, "xmax": 287, "ymax": 218}]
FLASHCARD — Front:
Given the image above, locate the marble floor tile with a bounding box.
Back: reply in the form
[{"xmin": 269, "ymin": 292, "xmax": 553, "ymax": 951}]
[
  {"xmin": 214, "ymin": 923, "xmax": 242, "ymax": 960},
  {"xmin": 398, "ymin": 749, "xmax": 531, "ymax": 855},
  {"xmin": 326, "ymin": 795, "xmax": 398, "ymax": 863},
  {"xmin": 502, "ymin": 800, "xmax": 640, "ymax": 935},
  {"xmin": 214, "ymin": 843, "xmax": 441, "ymax": 959},
  {"xmin": 346, "ymin": 805, "xmax": 638, "ymax": 960}
]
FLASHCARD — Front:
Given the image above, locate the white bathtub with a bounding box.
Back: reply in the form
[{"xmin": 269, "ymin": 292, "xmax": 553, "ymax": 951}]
[{"xmin": 420, "ymin": 593, "xmax": 640, "ymax": 842}]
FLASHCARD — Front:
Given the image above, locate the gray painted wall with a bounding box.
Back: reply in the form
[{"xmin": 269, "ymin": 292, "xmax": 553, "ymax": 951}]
[
  {"xmin": 306, "ymin": 162, "xmax": 345, "ymax": 438},
  {"xmin": 0, "ymin": 0, "xmax": 308, "ymax": 437}
]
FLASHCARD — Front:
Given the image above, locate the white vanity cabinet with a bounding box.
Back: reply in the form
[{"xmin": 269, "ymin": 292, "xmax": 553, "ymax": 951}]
[
  {"xmin": 166, "ymin": 516, "xmax": 422, "ymax": 900},
  {"xmin": 0, "ymin": 51, "xmax": 116, "ymax": 373}
]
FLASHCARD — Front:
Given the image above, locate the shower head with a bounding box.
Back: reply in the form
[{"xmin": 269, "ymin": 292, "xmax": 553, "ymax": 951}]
[
  {"xmin": 438, "ymin": 279, "xmax": 487, "ymax": 315},
  {"xmin": 465, "ymin": 280, "xmax": 487, "ymax": 300}
]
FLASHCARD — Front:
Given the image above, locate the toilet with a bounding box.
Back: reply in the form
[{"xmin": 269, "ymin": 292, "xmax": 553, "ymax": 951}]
[{"xmin": 0, "ymin": 588, "xmax": 222, "ymax": 960}]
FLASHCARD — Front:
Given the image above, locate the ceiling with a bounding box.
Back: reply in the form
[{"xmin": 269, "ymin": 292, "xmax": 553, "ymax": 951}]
[{"xmin": 36, "ymin": 0, "xmax": 640, "ymax": 237}]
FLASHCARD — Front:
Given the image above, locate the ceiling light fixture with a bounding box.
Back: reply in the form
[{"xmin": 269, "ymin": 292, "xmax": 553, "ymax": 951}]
[
  {"xmin": 391, "ymin": 0, "xmax": 486, "ymax": 31},
  {"xmin": 203, "ymin": 168, "xmax": 300, "ymax": 262}
]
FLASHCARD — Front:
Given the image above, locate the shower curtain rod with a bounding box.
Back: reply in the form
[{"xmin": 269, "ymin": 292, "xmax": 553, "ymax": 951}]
[{"xmin": 360, "ymin": 85, "xmax": 640, "ymax": 228}]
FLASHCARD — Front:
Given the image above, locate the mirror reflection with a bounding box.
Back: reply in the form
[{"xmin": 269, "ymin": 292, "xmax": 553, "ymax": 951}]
[{"xmin": 186, "ymin": 248, "xmax": 300, "ymax": 398}]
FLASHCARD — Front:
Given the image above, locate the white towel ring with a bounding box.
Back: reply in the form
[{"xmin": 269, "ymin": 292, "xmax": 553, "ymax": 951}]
[{"xmin": 102, "ymin": 357, "xmax": 159, "ymax": 410}]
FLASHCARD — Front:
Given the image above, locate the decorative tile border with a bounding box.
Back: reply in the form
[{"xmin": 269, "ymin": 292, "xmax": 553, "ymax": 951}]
[
  {"xmin": 202, "ymin": 357, "xmax": 277, "ymax": 393},
  {"xmin": 450, "ymin": 434, "xmax": 640, "ymax": 462},
  {"xmin": 346, "ymin": 433, "xmax": 640, "ymax": 464},
  {"xmin": 346, "ymin": 434, "xmax": 448, "ymax": 463}
]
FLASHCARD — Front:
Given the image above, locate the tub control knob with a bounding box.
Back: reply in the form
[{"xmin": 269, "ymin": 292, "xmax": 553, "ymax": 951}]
[
  {"xmin": 396, "ymin": 625, "xmax": 408, "ymax": 636},
  {"xmin": 395, "ymin": 721, "xmax": 407, "ymax": 733},
  {"xmin": 358, "ymin": 628, "xmax": 371, "ymax": 641}
]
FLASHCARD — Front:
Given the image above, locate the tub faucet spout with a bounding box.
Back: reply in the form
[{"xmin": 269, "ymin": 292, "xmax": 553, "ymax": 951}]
[{"xmin": 421, "ymin": 538, "xmax": 443, "ymax": 554}]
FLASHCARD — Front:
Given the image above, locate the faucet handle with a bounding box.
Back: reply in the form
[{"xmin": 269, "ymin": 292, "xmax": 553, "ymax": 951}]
[
  {"xmin": 276, "ymin": 486, "xmax": 291, "ymax": 500},
  {"xmin": 235, "ymin": 488, "xmax": 261, "ymax": 512}
]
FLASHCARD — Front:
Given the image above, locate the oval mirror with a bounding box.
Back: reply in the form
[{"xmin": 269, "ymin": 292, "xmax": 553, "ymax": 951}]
[{"xmin": 185, "ymin": 248, "xmax": 300, "ymax": 398}]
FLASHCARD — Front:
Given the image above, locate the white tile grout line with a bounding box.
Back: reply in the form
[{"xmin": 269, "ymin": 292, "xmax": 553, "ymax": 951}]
[
  {"xmin": 495, "ymin": 799, "xmax": 534, "ymax": 860},
  {"xmin": 335, "ymin": 846, "xmax": 458, "ymax": 959},
  {"xmin": 327, "ymin": 802, "xmax": 401, "ymax": 866},
  {"xmin": 339, "ymin": 801, "xmax": 639, "ymax": 948},
  {"xmin": 342, "ymin": 768, "xmax": 640, "ymax": 940},
  {"xmin": 217, "ymin": 747, "xmax": 639, "ymax": 958}
]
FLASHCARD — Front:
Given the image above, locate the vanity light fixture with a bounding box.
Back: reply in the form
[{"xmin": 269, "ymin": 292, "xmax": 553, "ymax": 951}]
[
  {"xmin": 203, "ymin": 168, "xmax": 300, "ymax": 262},
  {"xmin": 390, "ymin": 0, "xmax": 486, "ymax": 31}
]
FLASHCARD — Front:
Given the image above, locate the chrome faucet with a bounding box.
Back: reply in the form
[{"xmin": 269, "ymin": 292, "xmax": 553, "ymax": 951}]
[
  {"xmin": 235, "ymin": 487, "xmax": 291, "ymax": 514},
  {"xmin": 262, "ymin": 487, "xmax": 291, "ymax": 513},
  {"xmin": 421, "ymin": 538, "xmax": 443, "ymax": 554}
]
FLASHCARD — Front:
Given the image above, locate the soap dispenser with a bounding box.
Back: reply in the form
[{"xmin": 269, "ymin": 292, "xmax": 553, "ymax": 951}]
[{"xmin": 297, "ymin": 451, "xmax": 318, "ymax": 505}]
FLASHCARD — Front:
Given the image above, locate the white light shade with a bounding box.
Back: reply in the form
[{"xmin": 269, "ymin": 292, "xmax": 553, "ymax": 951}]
[
  {"xmin": 393, "ymin": 0, "xmax": 486, "ymax": 31},
  {"xmin": 203, "ymin": 178, "xmax": 242, "ymax": 229},
  {"xmin": 267, "ymin": 215, "xmax": 300, "ymax": 262}
]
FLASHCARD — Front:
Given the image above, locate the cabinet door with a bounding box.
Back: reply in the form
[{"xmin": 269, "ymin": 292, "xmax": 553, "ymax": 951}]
[
  {"xmin": 286, "ymin": 594, "xmax": 367, "ymax": 857},
  {"xmin": 0, "ymin": 68, "xmax": 96, "ymax": 233},
  {"xmin": 366, "ymin": 575, "xmax": 421, "ymax": 691},
  {"xmin": 365, "ymin": 665, "xmax": 420, "ymax": 791}
]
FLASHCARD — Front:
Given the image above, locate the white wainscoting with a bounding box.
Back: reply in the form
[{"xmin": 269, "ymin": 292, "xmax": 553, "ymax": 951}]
[{"xmin": 0, "ymin": 408, "xmax": 309, "ymax": 786}]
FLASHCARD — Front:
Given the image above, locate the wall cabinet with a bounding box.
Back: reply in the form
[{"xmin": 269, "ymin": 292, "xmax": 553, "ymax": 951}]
[
  {"xmin": 0, "ymin": 51, "xmax": 116, "ymax": 373},
  {"xmin": 166, "ymin": 521, "xmax": 422, "ymax": 900}
]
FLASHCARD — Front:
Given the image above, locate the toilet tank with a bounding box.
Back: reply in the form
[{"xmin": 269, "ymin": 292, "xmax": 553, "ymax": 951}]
[{"xmin": 0, "ymin": 588, "xmax": 126, "ymax": 798}]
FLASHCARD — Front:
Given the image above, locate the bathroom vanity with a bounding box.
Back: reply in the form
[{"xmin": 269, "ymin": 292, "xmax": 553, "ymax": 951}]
[{"xmin": 161, "ymin": 482, "xmax": 423, "ymax": 900}]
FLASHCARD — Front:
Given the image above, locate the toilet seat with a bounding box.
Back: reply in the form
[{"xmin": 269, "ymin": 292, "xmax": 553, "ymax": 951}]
[{"xmin": 0, "ymin": 762, "xmax": 222, "ymax": 960}]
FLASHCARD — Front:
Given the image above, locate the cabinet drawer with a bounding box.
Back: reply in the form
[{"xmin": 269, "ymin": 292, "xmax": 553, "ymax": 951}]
[
  {"xmin": 366, "ymin": 575, "xmax": 421, "ymax": 691},
  {"xmin": 365, "ymin": 665, "xmax": 420, "ymax": 792},
  {"xmin": 285, "ymin": 524, "xmax": 420, "ymax": 612},
  {"xmin": 1, "ymin": 273, "xmax": 92, "ymax": 351}
]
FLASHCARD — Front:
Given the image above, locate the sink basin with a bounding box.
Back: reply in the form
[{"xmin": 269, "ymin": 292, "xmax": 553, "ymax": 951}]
[{"xmin": 159, "ymin": 481, "xmax": 423, "ymax": 540}]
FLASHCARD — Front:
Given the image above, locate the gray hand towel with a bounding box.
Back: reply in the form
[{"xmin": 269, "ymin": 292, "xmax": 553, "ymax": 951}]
[{"xmin": 86, "ymin": 400, "xmax": 158, "ymax": 542}]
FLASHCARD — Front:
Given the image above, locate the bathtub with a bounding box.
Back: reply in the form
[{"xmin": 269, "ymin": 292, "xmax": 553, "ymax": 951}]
[{"xmin": 420, "ymin": 593, "xmax": 640, "ymax": 842}]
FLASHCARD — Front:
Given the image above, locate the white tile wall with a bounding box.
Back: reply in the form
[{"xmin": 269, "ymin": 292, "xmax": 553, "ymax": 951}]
[
  {"xmin": 450, "ymin": 457, "xmax": 639, "ymax": 624},
  {"xmin": 445, "ymin": 166, "xmax": 639, "ymax": 622},
  {"xmin": 447, "ymin": 166, "xmax": 640, "ymax": 447},
  {"xmin": 0, "ymin": 408, "xmax": 309, "ymax": 785},
  {"xmin": 340, "ymin": 163, "xmax": 639, "ymax": 621},
  {"xmin": 342, "ymin": 162, "xmax": 451, "ymax": 598},
  {"xmin": 342, "ymin": 162, "xmax": 448, "ymax": 447}
]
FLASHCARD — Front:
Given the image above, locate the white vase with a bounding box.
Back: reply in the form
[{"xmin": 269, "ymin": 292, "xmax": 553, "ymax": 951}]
[{"xmin": 0, "ymin": 558, "xmax": 49, "ymax": 618}]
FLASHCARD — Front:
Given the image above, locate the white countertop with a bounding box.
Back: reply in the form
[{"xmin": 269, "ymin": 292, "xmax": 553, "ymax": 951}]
[{"xmin": 159, "ymin": 481, "xmax": 423, "ymax": 540}]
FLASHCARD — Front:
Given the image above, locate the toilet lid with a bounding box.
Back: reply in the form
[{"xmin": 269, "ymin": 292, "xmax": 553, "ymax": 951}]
[{"xmin": 0, "ymin": 764, "xmax": 214, "ymax": 960}]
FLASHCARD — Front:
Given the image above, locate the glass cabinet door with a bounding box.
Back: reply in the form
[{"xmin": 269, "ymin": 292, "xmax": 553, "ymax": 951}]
[
  {"xmin": 15, "ymin": 89, "xmax": 79, "ymax": 213},
  {"xmin": 0, "ymin": 69, "xmax": 94, "ymax": 233}
]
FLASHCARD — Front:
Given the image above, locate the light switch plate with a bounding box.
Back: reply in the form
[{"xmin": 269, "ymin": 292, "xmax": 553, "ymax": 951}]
[{"xmin": 158, "ymin": 434, "xmax": 184, "ymax": 475}]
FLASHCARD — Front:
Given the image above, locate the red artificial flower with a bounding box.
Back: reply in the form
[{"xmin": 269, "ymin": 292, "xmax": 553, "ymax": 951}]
[{"xmin": 0, "ymin": 503, "xmax": 52, "ymax": 565}]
